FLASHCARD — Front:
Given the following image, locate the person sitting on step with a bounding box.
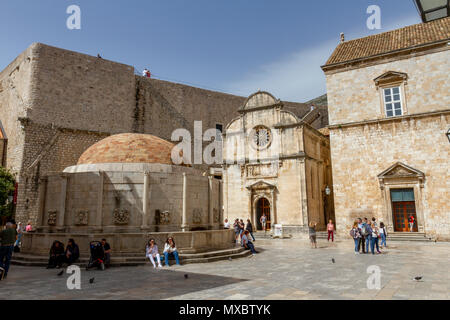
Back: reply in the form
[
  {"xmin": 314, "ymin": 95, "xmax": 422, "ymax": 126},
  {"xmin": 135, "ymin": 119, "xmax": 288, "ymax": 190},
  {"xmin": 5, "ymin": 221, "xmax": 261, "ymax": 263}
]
[
  {"xmin": 146, "ymin": 238, "xmax": 162, "ymax": 268},
  {"xmin": 163, "ymin": 237, "xmax": 180, "ymax": 266},
  {"xmin": 47, "ymin": 240, "xmax": 65, "ymax": 269}
]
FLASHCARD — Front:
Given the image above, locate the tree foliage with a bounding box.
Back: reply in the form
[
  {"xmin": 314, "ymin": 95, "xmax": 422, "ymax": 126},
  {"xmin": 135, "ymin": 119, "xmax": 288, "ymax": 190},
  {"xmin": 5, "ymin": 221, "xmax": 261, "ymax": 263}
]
[{"xmin": 0, "ymin": 166, "xmax": 16, "ymax": 218}]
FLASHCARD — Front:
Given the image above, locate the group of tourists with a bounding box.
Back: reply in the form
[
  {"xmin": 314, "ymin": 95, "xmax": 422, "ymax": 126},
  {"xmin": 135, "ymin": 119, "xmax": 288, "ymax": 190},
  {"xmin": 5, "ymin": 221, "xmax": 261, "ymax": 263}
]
[
  {"xmin": 350, "ymin": 217, "xmax": 388, "ymax": 255},
  {"xmin": 47, "ymin": 238, "xmax": 111, "ymax": 269},
  {"xmin": 224, "ymin": 218, "xmax": 259, "ymax": 255},
  {"xmin": 145, "ymin": 236, "xmax": 180, "ymax": 268},
  {"xmin": 47, "ymin": 239, "xmax": 80, "ymax": 268},
  {"xmin": 308, "ymin": 219, "xmax": 336, "ymax": 249}
]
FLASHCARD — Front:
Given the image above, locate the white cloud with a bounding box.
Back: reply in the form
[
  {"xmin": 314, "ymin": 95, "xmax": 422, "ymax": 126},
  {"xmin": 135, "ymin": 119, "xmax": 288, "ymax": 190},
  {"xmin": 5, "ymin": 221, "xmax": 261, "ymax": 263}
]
[{"xmin": 224, "ymin": 15, "xmax": 420, "ymax": 102}]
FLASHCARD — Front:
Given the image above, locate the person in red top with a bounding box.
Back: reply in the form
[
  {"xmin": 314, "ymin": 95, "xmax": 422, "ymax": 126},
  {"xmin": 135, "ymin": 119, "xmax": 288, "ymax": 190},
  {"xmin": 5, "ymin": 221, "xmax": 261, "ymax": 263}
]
[
  {"xmin": 143, "ymin": 68, "xmax": 151, "ymax": 78},
  {"xmin": 327, "ymin": 219, "xmax": 335, "ymax": 242},
  {"xmin": 408, "ymin": 215, "xmax": 415, "ymax": 232}
]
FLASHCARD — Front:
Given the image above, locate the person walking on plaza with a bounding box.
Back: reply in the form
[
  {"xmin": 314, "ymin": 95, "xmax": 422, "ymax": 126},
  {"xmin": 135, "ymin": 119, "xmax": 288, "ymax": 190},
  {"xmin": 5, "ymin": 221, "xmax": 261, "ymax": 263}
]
[
  {"xmin": 350, "ymin": 221, "xmax": 362, "ymax": 254},
  {"xmin": 246, "ymin": 219, "xmax": 256, "ymax": 242},
  {"xmin": 379, "ymin": 222, "xmax": 387, "ymax": 248},
  {"xmin": 0, "ymin": 222, "xmax": 17, "ymax": 279},
  {"xmin": 241, "ymin": 230, "xmax": 257, "ymax": 255},
  {"xmin": 327, "ymin": 219, "xmax": 335, "ymax": 242},
  {"xmin": 163, "ymin": 237, "xmax": 180, "ymax": 266},
  {"xmin": 409, "ymin": 215, "xmax": 415, "ymax": 232},
  {"xmin": 260, "ymin": 214, "xmax": 267, "ymax": 233},
  {"xmin": 146, "ymin": 238, "xmax": 162, "ymax": 269},
  {"xmin": 309, "ymin": 221, "xmax": 317, "ymax": 249}
]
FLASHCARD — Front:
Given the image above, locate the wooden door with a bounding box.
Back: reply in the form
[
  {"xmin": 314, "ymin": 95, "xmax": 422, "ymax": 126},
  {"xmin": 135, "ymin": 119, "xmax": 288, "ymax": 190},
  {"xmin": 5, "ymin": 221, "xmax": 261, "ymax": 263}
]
[
  {"xmin": 393, "ymin": 201, "xmax": 417, "ymax": 232},
  {"xmin": 256, "ymin": 198, "xmax": 271, "ymax": 231}
]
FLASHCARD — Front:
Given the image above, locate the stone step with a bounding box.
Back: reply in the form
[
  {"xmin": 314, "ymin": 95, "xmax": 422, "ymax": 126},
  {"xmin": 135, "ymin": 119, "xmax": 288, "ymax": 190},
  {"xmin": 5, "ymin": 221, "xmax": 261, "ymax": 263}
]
[{"xmin": 11, "ymin": 247, "xmax": 250, "ymax": 267}]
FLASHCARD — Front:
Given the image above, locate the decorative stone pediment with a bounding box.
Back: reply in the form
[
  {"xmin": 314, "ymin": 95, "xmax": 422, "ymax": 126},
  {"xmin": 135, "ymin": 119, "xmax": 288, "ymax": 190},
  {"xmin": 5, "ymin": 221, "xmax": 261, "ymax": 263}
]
[
  {"xmin": 378, "ymin": 162, "xmax": 425, "ymax": 189},
  {"xmin": 246, "ymin": 180, "xmax": 277, "ymax": 191},
  {"xmin": 374, "ymin": 71, "xmax": 408, "ymax": 87}
]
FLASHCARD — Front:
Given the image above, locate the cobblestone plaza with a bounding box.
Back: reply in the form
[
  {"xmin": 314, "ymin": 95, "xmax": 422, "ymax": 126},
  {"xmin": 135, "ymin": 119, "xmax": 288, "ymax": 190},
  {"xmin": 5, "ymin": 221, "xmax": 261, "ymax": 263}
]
[{"xmin": 2, "ymin": 239, "xmax": 449, "ymax": 300}]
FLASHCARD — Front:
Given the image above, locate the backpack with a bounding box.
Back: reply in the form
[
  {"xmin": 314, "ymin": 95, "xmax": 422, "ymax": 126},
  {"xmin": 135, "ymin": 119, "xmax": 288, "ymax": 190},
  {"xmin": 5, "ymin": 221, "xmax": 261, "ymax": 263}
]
[
  {"xmin": 350, "ymin": 229, "xmax": 356, "ymax": 238},
  {"xmin": 361, "ymin": 225, "xmax": 369, "ymax": 236}
]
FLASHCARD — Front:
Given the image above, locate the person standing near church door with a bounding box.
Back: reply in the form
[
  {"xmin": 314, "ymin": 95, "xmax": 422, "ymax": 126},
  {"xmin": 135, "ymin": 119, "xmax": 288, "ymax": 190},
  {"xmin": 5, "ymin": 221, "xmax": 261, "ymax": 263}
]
[
  {"xmin": 260, "ymin": 214, "xmax": 267, "ymax": 233},
  {"xmin": 327, "ymin": 219, "xmax": 335, "ymax": 242},
  {"xmin": 408, "ymin": 215, "xmax": 415, "ymax": 232}
]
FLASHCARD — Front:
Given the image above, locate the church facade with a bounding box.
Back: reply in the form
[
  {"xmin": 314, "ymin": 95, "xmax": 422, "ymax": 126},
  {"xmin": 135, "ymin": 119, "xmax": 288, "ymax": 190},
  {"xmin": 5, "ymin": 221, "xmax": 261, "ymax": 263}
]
[
  {"xmin": 223, "ymin": 92, "xmax": 334, "ymax": 235},
  {"xmin": 322, "ymin": 17, "xmax": 450, "ymax": 240}
]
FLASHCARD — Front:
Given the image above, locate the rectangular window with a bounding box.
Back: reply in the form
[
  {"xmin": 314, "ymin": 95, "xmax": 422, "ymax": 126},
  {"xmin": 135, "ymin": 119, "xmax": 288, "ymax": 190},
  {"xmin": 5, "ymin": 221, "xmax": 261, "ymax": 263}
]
[
  {"xmin": 390, "ymin": 189, "xmax": 415, "ymax": 202},
  {"xmin": 216, "ymin": 124, "xmax": 223, "ymax": 141},
  {"xmin": 383, "ymin": 87, "xmax": 403, "ymax": 117}
]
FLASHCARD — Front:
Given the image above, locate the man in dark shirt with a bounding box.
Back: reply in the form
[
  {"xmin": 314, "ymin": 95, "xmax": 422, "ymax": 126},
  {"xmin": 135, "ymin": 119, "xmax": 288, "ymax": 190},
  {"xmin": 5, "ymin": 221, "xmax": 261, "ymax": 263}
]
[
  {"xmin": 101, "ymin": 238, "xmax": 111, "ymax": 267},
  {"xmin": 0, "ymin": 222, "xmax": 18, "ymax": 279}
]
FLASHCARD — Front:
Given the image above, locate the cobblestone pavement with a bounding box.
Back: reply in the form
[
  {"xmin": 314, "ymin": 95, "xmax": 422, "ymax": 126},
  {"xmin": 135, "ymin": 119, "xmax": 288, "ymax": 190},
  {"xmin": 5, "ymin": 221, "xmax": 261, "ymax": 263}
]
[{"xmin": 1, "ymin": 239, "xmax": 449, "ymax": 300}]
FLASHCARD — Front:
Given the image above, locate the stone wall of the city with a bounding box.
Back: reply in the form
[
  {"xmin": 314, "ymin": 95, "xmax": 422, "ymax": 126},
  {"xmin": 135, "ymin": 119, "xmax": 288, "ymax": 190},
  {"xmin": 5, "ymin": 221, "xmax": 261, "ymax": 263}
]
[
  {"xmin": 15, "ymin": 121, "xmax": 108, "ymax": 225},
  {"xmin": 0, "ymin": 45, "xmax": 34, "ymax": 174},
  {"xmin": 330, "ymin": 114, "xmax": 450, "ymax": 239},
  {"xmin": 325, "ymin": 49, "xmax": 450, "ymax": 125}
]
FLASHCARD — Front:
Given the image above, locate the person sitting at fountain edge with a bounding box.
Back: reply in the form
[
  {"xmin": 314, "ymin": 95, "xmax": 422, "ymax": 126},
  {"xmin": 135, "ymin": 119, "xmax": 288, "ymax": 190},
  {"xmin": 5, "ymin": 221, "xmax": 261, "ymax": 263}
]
[{"xmin": 163, "ymin": 237, "xmax": 180, "ymax": 266}]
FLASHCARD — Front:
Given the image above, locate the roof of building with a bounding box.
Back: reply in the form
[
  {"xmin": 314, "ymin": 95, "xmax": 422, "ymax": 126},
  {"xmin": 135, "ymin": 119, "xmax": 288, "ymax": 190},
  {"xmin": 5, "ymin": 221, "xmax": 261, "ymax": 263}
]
[
  {"xmin": 78, "ymin": 133, "xmax": 176, "ymax": 165},
  {"xmin": 323, "ymin": 17, "xmax": 450, "ymax": 68}
]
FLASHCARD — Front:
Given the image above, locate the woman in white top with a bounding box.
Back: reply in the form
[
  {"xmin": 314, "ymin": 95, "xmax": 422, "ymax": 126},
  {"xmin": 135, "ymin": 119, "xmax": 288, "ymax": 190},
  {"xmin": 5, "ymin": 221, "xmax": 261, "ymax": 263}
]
[
  {"xmin": 146, "ymin": 238, "xmax": 162, "ymax": 268},
  {"xmin": 163, "ymin": 237, "xmax": 180, "ymax": 266}
]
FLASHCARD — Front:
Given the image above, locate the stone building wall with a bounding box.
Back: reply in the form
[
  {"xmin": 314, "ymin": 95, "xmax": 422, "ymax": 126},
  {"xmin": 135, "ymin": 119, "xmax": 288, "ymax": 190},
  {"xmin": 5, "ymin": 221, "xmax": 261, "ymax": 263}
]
[
  {"xmin": 330, "ymin": 114, "xmax": 450, "ymax": 239},
  {"xmin": 324, "ymin": 46, "xmax": 450, "ymax": 239},
  {"xmin": 325, "ymin": 49, "xmax": 450, "ymax": 126}
]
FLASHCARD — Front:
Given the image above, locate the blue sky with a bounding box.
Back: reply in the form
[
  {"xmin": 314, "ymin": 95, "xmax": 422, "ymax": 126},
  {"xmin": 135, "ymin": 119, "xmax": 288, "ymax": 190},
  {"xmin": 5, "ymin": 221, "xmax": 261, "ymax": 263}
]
[{"xmin": 0, "ymin": 0, "xmax": 421, "ymax": 102}]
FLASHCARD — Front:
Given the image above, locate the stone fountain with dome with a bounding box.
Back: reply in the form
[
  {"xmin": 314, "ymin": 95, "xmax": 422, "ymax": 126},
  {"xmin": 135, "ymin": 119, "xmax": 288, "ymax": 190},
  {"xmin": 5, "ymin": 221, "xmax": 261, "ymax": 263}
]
[{"xmin": 18, "ymin": 133, "xmax": 241, "ymax": 265}]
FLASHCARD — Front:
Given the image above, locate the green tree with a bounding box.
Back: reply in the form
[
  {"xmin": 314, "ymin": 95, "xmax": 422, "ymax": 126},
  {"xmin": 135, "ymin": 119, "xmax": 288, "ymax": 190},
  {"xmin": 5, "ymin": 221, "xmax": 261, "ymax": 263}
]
[{"xmin": 0, "ymin": 166, "xmax": 16, "ymax": 220}]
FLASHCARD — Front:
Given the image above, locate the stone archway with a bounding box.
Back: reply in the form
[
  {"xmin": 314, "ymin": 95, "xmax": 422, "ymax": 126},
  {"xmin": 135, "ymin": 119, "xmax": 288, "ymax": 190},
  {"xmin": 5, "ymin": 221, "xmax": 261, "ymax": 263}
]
[{"xmin": 247, "ymin": 181, "xmax": 277, "ymax": 232}]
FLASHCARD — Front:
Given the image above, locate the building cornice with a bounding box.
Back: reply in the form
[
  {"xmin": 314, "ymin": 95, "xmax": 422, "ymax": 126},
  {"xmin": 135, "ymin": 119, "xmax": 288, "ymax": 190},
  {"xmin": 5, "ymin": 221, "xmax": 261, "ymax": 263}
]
[{"xmin": 328, "ymin": 109, "xmax": 450, "ymax": 130}]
